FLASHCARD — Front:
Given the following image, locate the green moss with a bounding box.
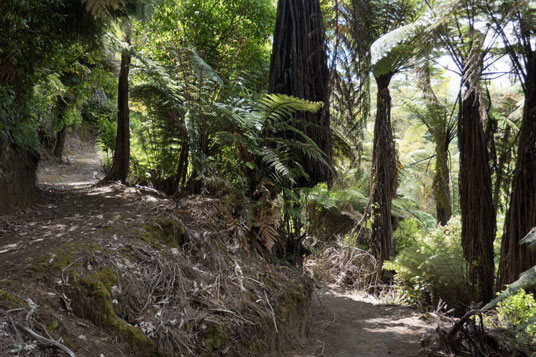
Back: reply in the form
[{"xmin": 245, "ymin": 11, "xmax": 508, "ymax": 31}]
[
  {"xmin": 48, "ymin": 319, "xmax": 59, "ymax": 332},
  {"xmin": 136, "ymin": 216, "xmax": 187, "ymax": 249},
  {"xmin": 202, "ymin": 323, "xmax": 227, "ymax": 355},
  {"xmin": 0, "ymin": 289, "xmax": 28, "ymax": 309},
  {"xmin": 70, "ymin": 267, "xmax": 160, "ymax": 356},
  {"xmin": 32, "ymin": 243, "xmax": 99, "ymax": 272}
]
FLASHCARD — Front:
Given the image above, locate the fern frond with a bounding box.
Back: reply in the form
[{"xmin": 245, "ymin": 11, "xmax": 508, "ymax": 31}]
[
  {"xmin": 82, "ymin": 0, "xmax": 122, "ymax": 18},
  {"xmin": 371, "ymin": 21, "xmax": 426, "ymax": 75},
  {"xmin": 482, "ymin": 266, "xmax": 536, "ymax": 311},
  {"xmin": 520, "ymin": 226, "xmax": 536, "ymax": 247}
]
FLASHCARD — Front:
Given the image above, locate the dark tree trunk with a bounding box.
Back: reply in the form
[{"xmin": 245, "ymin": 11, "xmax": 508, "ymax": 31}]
[
  {"xmin": 268, "ymin": 0, "xmax": 332, "ymax": 186},
  {"xmin": 458, "ymin": 87, "xmax": 496, "ymax": 303},
  {"xmin": 371, "ymin": 72, "xmax": 398, "ymax": 266},
  {"xmin": 53, "ymin": 124, "xmax": 67, "ymax": 160},
  {"xmin": 497, "ymin": 57, "xmax": 536, "ymax": 290},
  {"xmin": 105, "ymin": 46, "xmax": 131, "ymax": 183},
  {"xmin": 433, "ymin": 126, "xmax": 452, "ymax": 226}
]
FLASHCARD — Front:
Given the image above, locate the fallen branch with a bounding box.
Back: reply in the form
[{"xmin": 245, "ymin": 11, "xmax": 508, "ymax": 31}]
[{"xmin": 17, "ymin": 323, "xmax": 76, "ymax": 357}]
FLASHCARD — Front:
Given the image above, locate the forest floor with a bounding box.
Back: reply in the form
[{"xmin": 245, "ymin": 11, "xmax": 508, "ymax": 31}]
[
  {"xmin": 0, "ymin": 132, "xmax": 443, "ymax": 356},
  {"xmin": 289, "ymin": 286, "xmax": 437, "ymax": 357}
]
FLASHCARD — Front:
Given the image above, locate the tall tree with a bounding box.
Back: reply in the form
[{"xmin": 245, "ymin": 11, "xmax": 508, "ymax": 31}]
[
  {"xmin": 362, "ymin": 0, "xmax": 419, "ymax": 267},
  {"xmin": 81, "ymin": 0, "xmax": 156, "ymax": 182},
  {"xmin": 487, "ymin": 0, "xmax": 536, "ymax": 290},
  {"xmin": 268, "ymin": 0, "xmax": 332, "ymax": 187},
  {"xmin": 431, "ymin": 0, "xmax": 497, "ymax": 302},
  {"xmin": 415, "ymin": 59, "xmax": 454, "ymax": 226},
  {"xmin": 105, "ymin": 27, "xmax": 131, "ymax": 182}
]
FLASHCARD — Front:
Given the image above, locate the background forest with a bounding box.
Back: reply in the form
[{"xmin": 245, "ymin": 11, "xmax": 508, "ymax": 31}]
[{"xmin": 1, "ymin": 0, "xmax": 536, "ymax": 354}]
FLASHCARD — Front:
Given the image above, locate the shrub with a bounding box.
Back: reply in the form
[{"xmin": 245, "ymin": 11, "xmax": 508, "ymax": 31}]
[
  {"xmin": 496, "ymin": 289, "xmax": 536, "ymax": 339},
  {"xmin": 393, "ymin": 218, "xmax": 419, "ymax": 253},
  {"xmin": 384, "ymin": 216, "xmax": 471, "ymax": 311}
]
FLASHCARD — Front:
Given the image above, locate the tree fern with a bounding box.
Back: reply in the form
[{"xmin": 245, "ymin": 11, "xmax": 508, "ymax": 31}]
[{"xmin": 481, "ymin": 226, "xmax": 536, "ymax": 325}]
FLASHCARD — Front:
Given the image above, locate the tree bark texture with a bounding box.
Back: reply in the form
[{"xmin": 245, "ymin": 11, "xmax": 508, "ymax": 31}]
[
  {"xmin": 268, "ymin": 0, "xmax": 332, "ymax": 186},
  {"xmin": 458, "ymin": 87, "xmax": 496, "ymax": 303},
  {"xmin": 498, "ymin": 57, "xmax": 536, "ymax": 290},
  {"xmin": 105, "ymin": 47, "xmax": 131, "ymax": 183},
  {"xmin": 371, "ymin": 73, "xmax": 398, "ymax": 265},
  {"xmin": 53, "ymin": 124, "xmax": 67, "ymax": 160},
  {"xmin": 433, "ymin": 133, "xmax": 452, "ymax": 226}
]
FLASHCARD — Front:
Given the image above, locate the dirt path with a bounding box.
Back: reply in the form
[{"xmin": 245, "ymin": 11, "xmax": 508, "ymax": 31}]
[
  {"xmin": 0, "ymin": 136, "xmax": 172, "ymax": 355},
  {"xmin": 290, "ymin": 286, "xmax": 435, "ymax": 357},
  {"xmin": 37, "ymin": 132, "xmax": 104, "ymax": 189},
  {"xmin": 1, "ymin": 134, "xmax": 438, "ymax": 356}
]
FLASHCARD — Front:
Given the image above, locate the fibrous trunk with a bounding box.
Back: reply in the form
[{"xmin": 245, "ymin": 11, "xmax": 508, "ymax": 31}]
[
  {"xmin": 105, "ymin": 47, "xmax": 131, "ymax": 183},
  {"xmin": 417, "ymin": 60, "xmax": 452, "ymax": 225},
  {"xmin": 371, "ymin": 73, "xmax": 398, "ymax": 266},
  {"xmin": 498, "ymin": 58, "xmax": 536, "ymax": 290},
  {"xmin": 268, "ymin": 0, "xmax": 332, "ymax": 186},
  {"xmin": 433, "ymin": 131, "xmax": 452, "ymax": 226},
  {"xmin": 458, "ymin": 86, "xmax": 496, "ymax": 303},
  {"xmin": 54, "ymin": 124, "xmax": 67, "ymax": 161}
]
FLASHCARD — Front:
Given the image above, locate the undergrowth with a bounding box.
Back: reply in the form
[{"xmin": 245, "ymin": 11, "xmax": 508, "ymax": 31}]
[{"xmin": 384, "ymin": 216, "xmax": 471, "ymax": 312}]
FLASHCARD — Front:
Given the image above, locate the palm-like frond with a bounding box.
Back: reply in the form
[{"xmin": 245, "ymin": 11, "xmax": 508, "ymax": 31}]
[
  {"xmin": 481, "ymin": 226, "xmax": 536, "ymax": 316},
  {"xmin": 520, "ymin": 227, "xmax": 536, "ymax": 247},
  {"xmin": 482, "ymin": 265, "xmax": 536, "ymax": 312}
]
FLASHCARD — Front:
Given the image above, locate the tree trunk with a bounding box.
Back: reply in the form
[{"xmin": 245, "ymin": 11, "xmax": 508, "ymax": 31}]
[
  {"xmin": 105, "ymin": 46, "xmax": 131, "ymax": 183},
  {"xmin": 53, "ymin": 124, "xmax": 67, "ymax": 161},
  {"xmin": 433, "ymin": 126, "xmax": 452, "ymax": 226},
  {"xmin": 417, "ymin": 59, "xmax": 452, "ymax": 225},
  {"xmin": 371, "ymin": 72, "xmax": 398, "ymax": 267},
  {"xmin": 497, "ymin": 57, "xmax": 536, "ymax": 290},
  {"xmin": 268, "ymin": 0, "xmax": 332, "ymax": 187},
  {"xmin": 458, "ymin": 86, "xmax": 496, "ymax": 303}
]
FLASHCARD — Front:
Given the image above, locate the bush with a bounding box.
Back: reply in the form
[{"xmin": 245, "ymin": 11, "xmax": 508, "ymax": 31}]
[
  {"xmin": 496, "ymin": 289, "xmax": 536, "ymax": 339},
  {"xmin": 384, "ymin": 216, "xmax": 471, "ymax": 312},
  {"xmin": 393, "ymin": 218, "xmax": 419, "ymax": 253}
]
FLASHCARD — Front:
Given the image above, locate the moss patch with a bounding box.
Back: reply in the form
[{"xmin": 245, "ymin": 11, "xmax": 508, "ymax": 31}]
[
  {"xmin": 70, "ymin": 267, "xmax": 160, "ymax": 356},
  {"xmin": 32, "ymin": 243, "xmax": 99, "ymax": 272},
  {"xmin": 0, "ymin": 289, "xmax": 28, "ymax": 310},
  {"xmin": 136, "ymin": 216, "xmax": 187, "ymax": 249}
]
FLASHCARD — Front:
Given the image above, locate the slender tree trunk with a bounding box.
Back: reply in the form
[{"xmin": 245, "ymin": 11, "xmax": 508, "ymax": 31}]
[
  {"xmin": 492, "ymin": 125, "xmax": 512, "ymax": 210},
  {"xmin": 433, "ymin": 125, "xmax": 452, "ymax": 226},
  {"xmin": 371, "ymin": 72, "xmax": 398, "ymax": 267},
  {"xmin": 105, "ymin": 44, "xmax": 131, "ymax": 183},
  {"xmin": 458, "ymin": 85, "xmax": 496, "ymax": 303},
  {"xmin": 497, "ymin": 57, "xmax": 536, "ymax": 290},
  {"xmin": 417, "ymin": 60, "xmax": 452, "ymax": 225},
  {"xmin": 53, "ymin": 124, "xmax": 67, "ymax": 160},
  {"xmin": 268, "ymin": 0, "xmax": 332, "ymax": 187}
]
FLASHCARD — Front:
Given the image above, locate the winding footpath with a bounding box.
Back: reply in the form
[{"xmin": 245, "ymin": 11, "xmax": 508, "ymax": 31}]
[{"xmin": 290, "ymin": 287, "xmax": 435, "ymax": 356}]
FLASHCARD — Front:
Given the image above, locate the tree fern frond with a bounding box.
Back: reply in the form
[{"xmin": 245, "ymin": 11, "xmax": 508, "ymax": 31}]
[
  {"xmin": 371, "ymin": 20, "xmax": 426, "ymax": 73},
  {"xmin": 482, "ymin": 266, "xmax": 536, "ymax": 312},
  {"xmin": 520, "ymin": 226, "xmax": 536, "ymax": 247}
]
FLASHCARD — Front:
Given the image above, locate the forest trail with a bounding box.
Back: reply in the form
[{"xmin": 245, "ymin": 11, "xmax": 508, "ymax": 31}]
[
  {"xmin": 37, "ymin": 131, "xmax": 105, "ymax": 189},
  {"xmin": 0, "ymin": 135, "xmax": 177, "ymax": 355},
  {"xmin": 1, "ymin": 133, "xmax": 437, "ymax": 356},
  {"xmin": 290, "ymin": 286, "xmax": 434, "ymax": 356}
]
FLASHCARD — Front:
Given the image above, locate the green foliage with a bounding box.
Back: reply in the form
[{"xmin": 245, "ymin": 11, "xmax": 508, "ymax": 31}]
[
  {"xmin": 495, "ymin": 289, "xmax": 536, "ymax": 339},
  {"xmin": 482, "ymin": 227, "xmax": 536, "ymax": 314},
  {"xmin": 144, "ymin": 0, "xmax": 275, "ymax": 91},
  {"xmin": 0, "ymin": 0, "xmax": 104, "ymax": 148},
  {"xmin": 96, "ymin": 116, "xmax": 117, "ymax": 156},
  {"xmin": 217, "ymin": 93, "xmax": 327, "ymax": 189},
  {"xmin": 384, "ymin": 216, "xmax": 470, "ymax": 310},
  {"xmin": 393, "ymin": 218, "xmax": 419, "ymax": 253},
  {"xmin": 129, "ymin": 44, "xmax": 222, "ymax": 191}
]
